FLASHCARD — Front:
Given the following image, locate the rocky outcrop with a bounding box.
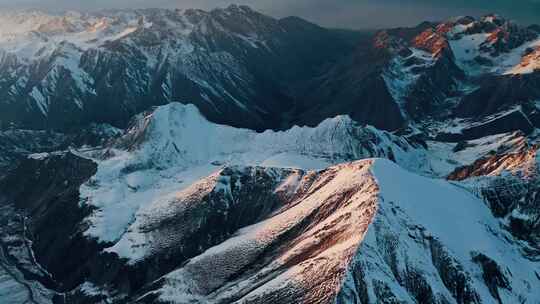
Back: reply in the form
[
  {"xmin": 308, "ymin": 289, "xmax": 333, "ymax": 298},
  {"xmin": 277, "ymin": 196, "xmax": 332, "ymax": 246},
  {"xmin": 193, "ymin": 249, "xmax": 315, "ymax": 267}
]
[
  {"xmin": 472, "ymin": 253, "xmax": 511, "ymax": 303},
  {"xmin": 447, "ymin": 142, "xmax": 540, "ymax": 251}
]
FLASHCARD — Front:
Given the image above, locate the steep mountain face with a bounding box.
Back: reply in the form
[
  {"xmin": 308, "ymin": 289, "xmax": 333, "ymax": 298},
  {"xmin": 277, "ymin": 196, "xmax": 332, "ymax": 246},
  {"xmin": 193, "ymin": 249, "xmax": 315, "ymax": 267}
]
[
  {"xmin": 296, "ymin": 21, "xmax": 465, "ymax": 131},
  {"xmin": 447, "ymin": 135, "xmax": 540, "ymax": 249},
  {"xmin": 0, "ymin": 6, "xmax": 359, "ymax": 132},
  {"xmin": 299, "ymin": 14, "xmax": 540, "ymax": 136},
  {"xmin": 338, "ymin": 160, "xmax": 540, "ymax": 304}
]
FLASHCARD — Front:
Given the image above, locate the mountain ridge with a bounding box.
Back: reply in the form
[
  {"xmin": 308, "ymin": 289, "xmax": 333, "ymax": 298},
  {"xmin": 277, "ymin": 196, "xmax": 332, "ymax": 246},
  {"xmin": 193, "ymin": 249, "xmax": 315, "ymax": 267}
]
[
  {"xmin": 0, "ymin": 5, "xmax": 362, "ymax": 132},
  {"xmin": 1, "ymin": 6, "xmax": 540, "ymax": 304}
]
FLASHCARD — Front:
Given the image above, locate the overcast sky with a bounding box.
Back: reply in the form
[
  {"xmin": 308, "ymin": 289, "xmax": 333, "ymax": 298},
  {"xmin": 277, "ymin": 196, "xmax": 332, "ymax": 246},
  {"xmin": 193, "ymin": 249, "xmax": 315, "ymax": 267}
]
[{"xmin": 0, "ymin": 0, "xmax": 539, "ymax": 29}]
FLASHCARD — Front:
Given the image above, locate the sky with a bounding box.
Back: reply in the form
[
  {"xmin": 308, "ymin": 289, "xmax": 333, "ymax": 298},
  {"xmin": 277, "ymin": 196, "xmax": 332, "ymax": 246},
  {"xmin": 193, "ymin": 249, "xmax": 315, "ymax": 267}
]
[{"xmin": 0, "ymin": 0, "xmax": 539, "ymax": 29}]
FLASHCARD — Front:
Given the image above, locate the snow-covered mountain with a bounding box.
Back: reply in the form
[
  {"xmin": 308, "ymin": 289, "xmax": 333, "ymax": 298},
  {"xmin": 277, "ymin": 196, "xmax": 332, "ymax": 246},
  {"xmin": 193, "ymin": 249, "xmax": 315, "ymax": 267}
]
[
  {"xmin": 301, "ymin": 14, "xmax": 540, "ymax": 135},
  {"xmin": 1, "ymin": 101, "xmax": 540, "ymax": 303},
  {"xmin": 0, "ymin": 6, "xmax": 359, "ymax": 131},
  {"xmin": 78, "ymin": 103, "xmax": 426, "ymax": 248},
  {"xmin": 2, "ymin": 7, "xmax": 540, "ymax": 304},
  {"xmin": 1, "ymin": 8, "xmax": 539, "ymax": 137}
]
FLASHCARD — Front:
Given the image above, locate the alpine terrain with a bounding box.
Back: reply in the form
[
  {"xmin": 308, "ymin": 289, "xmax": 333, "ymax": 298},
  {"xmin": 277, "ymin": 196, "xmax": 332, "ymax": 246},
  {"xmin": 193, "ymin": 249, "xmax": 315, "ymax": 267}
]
[{"xmin": 0, "ymin": 4, "xmax": 540, "ymax": 304}]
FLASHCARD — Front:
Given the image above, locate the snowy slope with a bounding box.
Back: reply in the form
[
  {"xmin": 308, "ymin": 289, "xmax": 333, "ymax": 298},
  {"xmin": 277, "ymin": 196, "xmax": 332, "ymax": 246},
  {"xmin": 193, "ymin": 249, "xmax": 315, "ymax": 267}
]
[
  {"xmin": 78, "ymin": 102, "xmax": 427, "ymax": 254},
  {"xmin": 444, "ymin": 15, "xmax": 540, "ymax": 76},
  {"xmin": 337, "ymin": 159, "xmax": 540, "ymax": 304},
  {"xmin": 2, "ymin": 104, "xmax": 540, "ymax": 303},
  {"xmin": 69, "ymin": 102, "xmax": 540, "ymax": 304},
  {"xmin": 450, "ymin": 34, "xmax": 540, "ymax": 76},
  {"xmin": 150, "ymin": 161, "xmax": 379, "ymax": 304},
  {"xmin": 119, "ymin": 159, "xmax": 540, "ymax": 304}
]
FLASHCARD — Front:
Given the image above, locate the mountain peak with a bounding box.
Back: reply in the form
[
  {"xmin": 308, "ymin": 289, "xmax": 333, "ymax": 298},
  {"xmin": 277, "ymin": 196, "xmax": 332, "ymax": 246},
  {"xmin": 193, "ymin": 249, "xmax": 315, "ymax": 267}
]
[{"xmin": 223, "ymin": 4, "xmax": 255, "ymax": 13}]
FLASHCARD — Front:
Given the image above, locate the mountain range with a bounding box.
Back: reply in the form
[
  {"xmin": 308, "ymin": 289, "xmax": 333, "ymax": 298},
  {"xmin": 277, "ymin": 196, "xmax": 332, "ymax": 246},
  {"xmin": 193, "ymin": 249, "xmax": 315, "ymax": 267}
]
[{"xmin": 1, "ymin": 5, "xmax": 540, "ymax": 304}]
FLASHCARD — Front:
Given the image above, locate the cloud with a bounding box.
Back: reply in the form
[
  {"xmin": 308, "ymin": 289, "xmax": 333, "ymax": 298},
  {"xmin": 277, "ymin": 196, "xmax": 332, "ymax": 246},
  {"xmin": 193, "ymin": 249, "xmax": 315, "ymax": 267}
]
[{"xmin": 0, "ymin": 0, "xmax": 538, "ymax": 29}]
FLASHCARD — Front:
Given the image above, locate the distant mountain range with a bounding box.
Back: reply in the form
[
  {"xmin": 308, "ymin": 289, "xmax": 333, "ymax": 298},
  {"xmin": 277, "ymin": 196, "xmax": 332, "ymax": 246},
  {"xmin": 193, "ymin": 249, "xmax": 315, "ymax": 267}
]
[
  {"xmin": 0, "ymin": 7, "xmax": 539, "ymax": 136},
  {"xmin": 0, "ymin": 5, "xmax": 361, "ymax": 131}
]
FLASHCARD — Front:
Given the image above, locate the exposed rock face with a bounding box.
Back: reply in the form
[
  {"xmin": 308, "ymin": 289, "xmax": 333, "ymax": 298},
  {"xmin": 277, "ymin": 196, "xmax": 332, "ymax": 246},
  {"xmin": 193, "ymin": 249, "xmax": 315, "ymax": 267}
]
[
  {"xmin": 447, "ymin": 139, "xmax": 540, "ymax": 252},
  {"xmin": 295, "ymin": 34, "xmax": 406, "ymax": 131},
  {"xmin": 472, "ymin": 253, "xmax": 511, "ymax": 303}
]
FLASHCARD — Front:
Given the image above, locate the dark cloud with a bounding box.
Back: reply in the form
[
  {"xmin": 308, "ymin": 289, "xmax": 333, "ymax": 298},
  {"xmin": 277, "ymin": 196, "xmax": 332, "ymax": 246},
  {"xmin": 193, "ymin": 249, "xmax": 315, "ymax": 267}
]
[{"xmin": 0, "ymin": 0, "xmax": 538, "ymax": 29}]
